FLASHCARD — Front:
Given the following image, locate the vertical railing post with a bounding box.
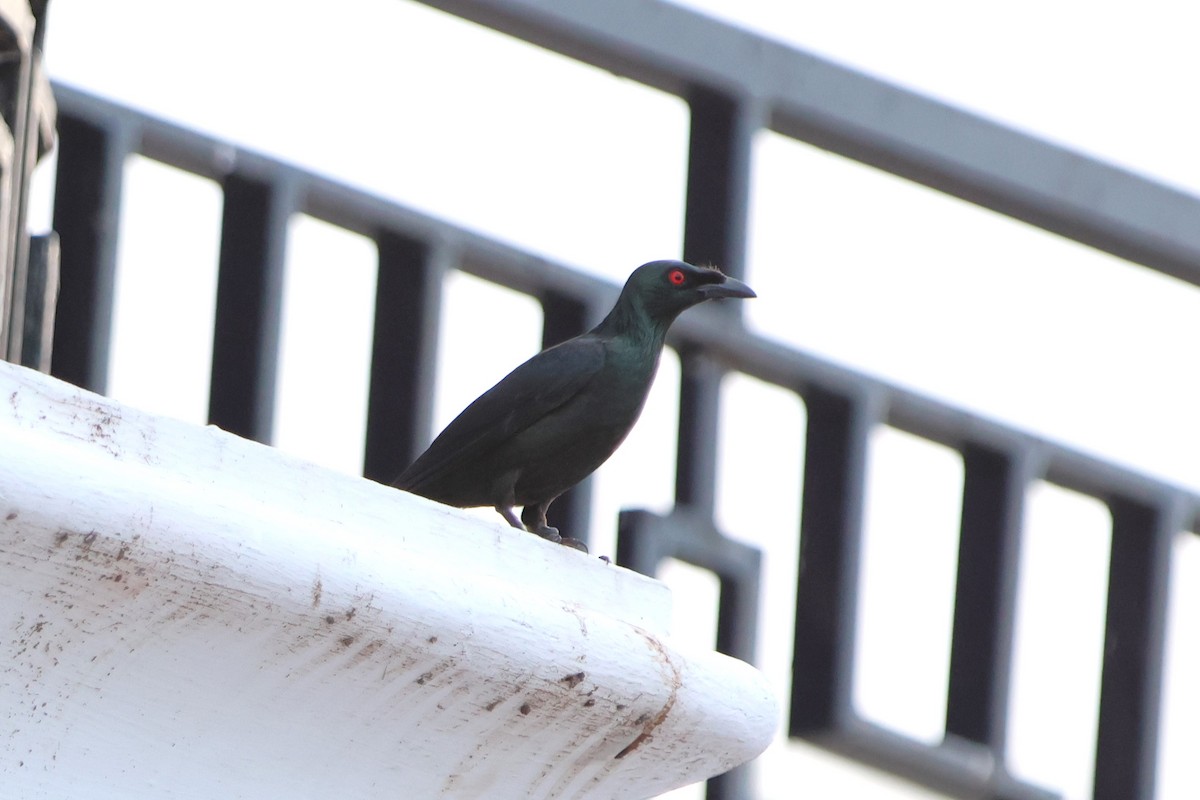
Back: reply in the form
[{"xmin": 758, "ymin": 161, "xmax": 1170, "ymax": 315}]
[
  {"xmin": 50, "ymin": 116, "xmax": 133, "ymax": 393},
  {"xmin": 20, "ymin": 231, "xmax": 58, "ymax": 371},
  {"xmin": 674, "ymin": 349, "xmax": 724, "ymax": 516},
  {"xmin": 1094, "ymin": 496, "xmax": 1175, "ymax": 800},
  {"xmin": 945, "ymin": 444, "xmax": 1031, "ymax": 753},
  {"xmin": 682, "ymin": 87, "xmax": 755, "ymax": 281},
  {"xmin": 677, "ymin": 86, "xmax": 758, "ymax": 518},
  {"xmin": 362, "ymin": 234, "xmax": 444, "ymax": 483},
  {"xmin": 208, "ymin": 172, "xmax": 296, "ymax": 442},
  {"xmin": 791, "ymin": 387, "xmax": 877, "ymax": 733}
]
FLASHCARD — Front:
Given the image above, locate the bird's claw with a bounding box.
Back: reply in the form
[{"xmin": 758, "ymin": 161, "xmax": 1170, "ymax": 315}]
[
  {"xmin": 532, "ymin": 525, "xmax": 562, "ymax": 544},
  {"xmin": 529, "ymin": 524, "xmax": 588, "ymax": 554}
]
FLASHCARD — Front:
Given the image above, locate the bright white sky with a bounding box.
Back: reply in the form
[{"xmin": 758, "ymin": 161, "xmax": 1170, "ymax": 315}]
[{"xmin": 40, "ymin": 2, "xmax": 1199, "ymax": 799}]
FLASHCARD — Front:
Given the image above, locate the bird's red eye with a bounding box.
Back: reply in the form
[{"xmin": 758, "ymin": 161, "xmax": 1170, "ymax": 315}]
[{"xmin": 668, "ymin": 268, "xmax": 686, "ymax": 286}]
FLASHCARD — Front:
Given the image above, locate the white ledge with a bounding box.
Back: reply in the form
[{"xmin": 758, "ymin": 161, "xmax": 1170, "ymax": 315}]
[{"xmin": 0, "ymin": 361, "xmax": 777, "ymax": 799}]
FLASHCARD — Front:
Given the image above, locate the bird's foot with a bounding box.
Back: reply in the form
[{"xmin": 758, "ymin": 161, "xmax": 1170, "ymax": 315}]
[
  {"xmin": 531, "ymin": 524, "xmax": 562, "ymax": 544},
  {"xmin": 519, "ymin": 505, "xmax": 585, "ymax": 551},
  {"xmin": 527, "ymin": 523, "xmax": 588, "ymax": 553}
]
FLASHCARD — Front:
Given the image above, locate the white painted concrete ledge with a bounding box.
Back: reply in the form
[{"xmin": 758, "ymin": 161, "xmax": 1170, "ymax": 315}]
[{"xmin": 0, "ymin": 361, "xmax": 777, "ymax": 799}]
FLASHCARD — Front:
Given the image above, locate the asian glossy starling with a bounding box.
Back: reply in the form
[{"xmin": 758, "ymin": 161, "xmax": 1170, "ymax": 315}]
[{"xmin": 393, "ymin": 260, "xmax": 755, "ymax": 550}]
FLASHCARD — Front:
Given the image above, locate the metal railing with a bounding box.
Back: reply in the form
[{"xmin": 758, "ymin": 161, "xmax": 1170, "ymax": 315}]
[{"xmin": 36, "ymin": 2, "xmax": 1200, "ymax": 799}]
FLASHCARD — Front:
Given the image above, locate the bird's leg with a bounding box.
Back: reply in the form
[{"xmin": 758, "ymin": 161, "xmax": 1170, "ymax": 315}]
[
  {"xmin": 521, "ymin": 502, "xmax": 588, "ymax": 553},
  {"xmin": 520, "ymin": 503, "xmax": 562, "ymax": 544},
  {"xmin": 496, "ymin": 505, "xmax": 525, "ymax": 531}
]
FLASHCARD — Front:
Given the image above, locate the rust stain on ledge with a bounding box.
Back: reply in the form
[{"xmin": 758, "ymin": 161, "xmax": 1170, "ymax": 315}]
[{"xmin": 614, "ymin": 629, "xmax": 682, "ymax": 760}]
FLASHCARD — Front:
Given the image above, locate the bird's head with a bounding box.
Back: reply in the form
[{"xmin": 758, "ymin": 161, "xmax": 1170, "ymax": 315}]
[{"xmin": 624, "ymin": 260, "xmax": 756, "ymax": 323}]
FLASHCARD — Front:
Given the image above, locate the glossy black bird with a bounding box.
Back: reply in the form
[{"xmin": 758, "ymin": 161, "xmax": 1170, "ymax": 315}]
[{"xmin": 393, "ymin": 260, "xmax": 755, "ymax": 550}]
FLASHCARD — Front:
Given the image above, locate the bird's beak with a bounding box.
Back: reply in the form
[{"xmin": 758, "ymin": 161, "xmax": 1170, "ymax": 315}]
[{"xmin": 699, "ymin": 275, "xmax": 756, "ymax": 300}]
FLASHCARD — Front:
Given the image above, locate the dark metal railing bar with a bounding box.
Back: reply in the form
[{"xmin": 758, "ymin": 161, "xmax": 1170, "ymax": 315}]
[
  {"xmin": 207, "ymin": 171, "xmax": 298, "ymax": 443},
  {"xmin": 614, "ymin": 510, "xmax": 669, "ymax": 577},
  {"xmin": 824, "ymin": 716, "xmax": 1058, "ymax": 800},
  {"xmin": 790, "ymin": 385, "xmax": 879, "ymax": 732},
  {"xmin": 1093, "ymin": 496, "xmax": 1178, "ymax": 800},
  {"xmin": 675, "ymin": 87, "xmax": 757, "ymax": 522},
  {"xmin": 767, "ymin": 97, "xmax": 1200, "ymax": 290},
  {"xmin": 673, "ymin": 349, "xmax": 724, "ymax": 520},
  {"xmin": 361, "ymin": 232, "xmax": 445, "ymax": 483},
  {"xmin": 713, "ymin": 540, "xmax": 762, "ymax": 665},
  {"xmin": 20, "ymin": 231, "xmax": 57, "ymax": 371},
  {"xmin": 49, "ymin": 114, "xmax": 134, "ymax": 394},
  {"xmin": 945, "ymin": 444, "xmax": 1034, "ymax": 751},
  {"xmin": 682, "ymin": 87, "xmax": 756, "ymax": 283}
]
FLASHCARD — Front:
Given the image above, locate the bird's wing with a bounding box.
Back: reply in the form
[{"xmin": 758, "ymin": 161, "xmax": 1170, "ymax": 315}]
[{"xmin": 394, "ymin": 336, "xmax": 606, "ymax": 492}]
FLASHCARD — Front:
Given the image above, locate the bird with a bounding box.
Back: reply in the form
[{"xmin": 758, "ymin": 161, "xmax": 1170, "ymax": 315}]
[{"xmin": 393, "ymin": 260, "xmax": 755, "ymax": 551}]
